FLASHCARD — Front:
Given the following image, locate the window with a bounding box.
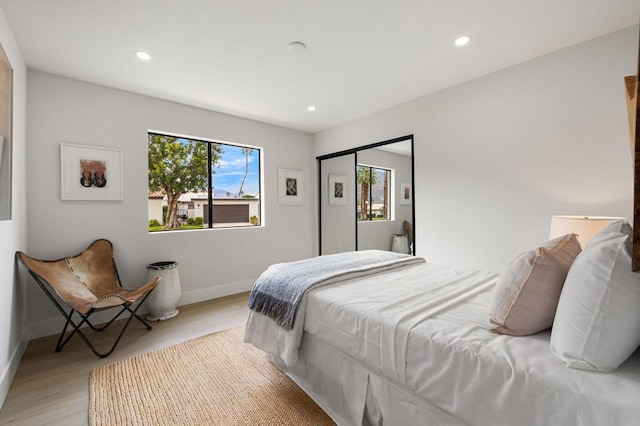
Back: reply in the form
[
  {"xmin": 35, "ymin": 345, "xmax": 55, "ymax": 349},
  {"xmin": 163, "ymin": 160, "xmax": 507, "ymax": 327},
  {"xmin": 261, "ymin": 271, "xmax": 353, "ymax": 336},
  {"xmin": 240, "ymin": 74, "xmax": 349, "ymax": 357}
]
[
  {"xmin": 148, "ymin": 132, "xmax": 261, "ymax": 232},
  {"xmin": 356, "ymin": 165, "xmax": 391, "ymax": 221}
]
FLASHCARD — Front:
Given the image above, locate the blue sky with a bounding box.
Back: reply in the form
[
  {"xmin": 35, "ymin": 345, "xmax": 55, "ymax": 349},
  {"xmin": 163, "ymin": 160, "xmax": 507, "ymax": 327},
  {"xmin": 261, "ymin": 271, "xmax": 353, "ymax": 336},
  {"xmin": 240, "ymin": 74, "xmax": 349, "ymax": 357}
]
[{"xmin": 212, "ymin": 144, "xmax": 260, "ymax": 197}]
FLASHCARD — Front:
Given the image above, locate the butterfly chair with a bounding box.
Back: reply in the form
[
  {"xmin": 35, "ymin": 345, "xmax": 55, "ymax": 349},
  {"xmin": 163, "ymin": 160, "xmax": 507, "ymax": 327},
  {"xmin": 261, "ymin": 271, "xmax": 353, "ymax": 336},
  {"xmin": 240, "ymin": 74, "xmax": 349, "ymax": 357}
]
[{"xmin": 16, "ymin": 239, "xmax": 161, "ymax": 358}]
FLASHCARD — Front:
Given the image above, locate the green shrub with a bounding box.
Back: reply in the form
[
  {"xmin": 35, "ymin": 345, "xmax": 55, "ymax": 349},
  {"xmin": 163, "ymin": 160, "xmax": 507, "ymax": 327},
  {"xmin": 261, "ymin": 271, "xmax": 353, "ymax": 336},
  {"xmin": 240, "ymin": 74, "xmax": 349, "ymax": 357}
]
[
  {"xmin": 250, "ymin": 215, "xmax": 259, "ymax": 225},
  {"xmin": 149, "ymin": 219, "xmax": 161, "ymax": 227},
  {"xmin": 186, "ymin": 217, "xmax": 204, "ymax": 226}
]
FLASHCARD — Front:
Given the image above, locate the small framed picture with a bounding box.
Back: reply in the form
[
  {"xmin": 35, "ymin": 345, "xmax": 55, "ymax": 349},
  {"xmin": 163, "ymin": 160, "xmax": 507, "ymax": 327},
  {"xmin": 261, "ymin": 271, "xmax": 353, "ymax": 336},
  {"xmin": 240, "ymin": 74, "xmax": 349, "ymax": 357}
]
[
  {"xmin": 328, "ymin": 174, "xmax": 347, "ymax": 205},
  {"xmin": 278, "ymin": 168, "xmax": 303, "ymax": 204},
  {"xmin": 400, "ymin": 180, "xmax": 412, "ymax": 205},
  {"xmin": 61, "ymin": 143, "xmax": 123, "ymax": 201}
]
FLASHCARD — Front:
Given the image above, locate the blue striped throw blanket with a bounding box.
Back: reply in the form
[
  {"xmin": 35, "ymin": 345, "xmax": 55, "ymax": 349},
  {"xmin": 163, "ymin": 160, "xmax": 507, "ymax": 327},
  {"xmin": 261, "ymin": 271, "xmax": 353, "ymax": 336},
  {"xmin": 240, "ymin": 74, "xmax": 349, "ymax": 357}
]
[{"xmin": 248, "ymin": 250, "xmax": 425, "ymax": 330}]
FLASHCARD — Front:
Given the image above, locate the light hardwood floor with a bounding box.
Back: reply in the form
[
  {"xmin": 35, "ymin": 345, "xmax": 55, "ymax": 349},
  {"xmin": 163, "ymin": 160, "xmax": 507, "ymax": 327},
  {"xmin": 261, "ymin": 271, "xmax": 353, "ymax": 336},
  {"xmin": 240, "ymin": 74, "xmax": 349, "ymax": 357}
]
[{"xmin": 0, "ymin": 292, "xmax": 250, "ymax": 425}]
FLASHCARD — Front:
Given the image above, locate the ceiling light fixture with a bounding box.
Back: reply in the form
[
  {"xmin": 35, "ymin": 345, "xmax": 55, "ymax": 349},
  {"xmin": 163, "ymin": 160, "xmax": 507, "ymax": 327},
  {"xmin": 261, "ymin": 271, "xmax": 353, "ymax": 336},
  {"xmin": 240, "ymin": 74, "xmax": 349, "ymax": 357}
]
[
  {"xmin": 307, "ymin": 105, "xmax": 317, "ymax": 112},
  {"xmin": 288, "ymin": 41, "xmax": 307, "ymax": 54},
  {"xmin": 454, "ymin": 35, "xmax": 471, "ymax": 47},
  {"xmin": 135, "ymin": 51, "xmax": 152, "ymax": 61}
]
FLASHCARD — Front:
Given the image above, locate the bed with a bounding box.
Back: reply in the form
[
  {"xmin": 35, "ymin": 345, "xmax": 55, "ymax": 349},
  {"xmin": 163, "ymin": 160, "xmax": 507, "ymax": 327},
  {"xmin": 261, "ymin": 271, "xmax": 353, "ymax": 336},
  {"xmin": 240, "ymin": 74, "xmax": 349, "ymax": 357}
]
[{"xmin": 244, "ymin": 244, "xmax": 640, "ymax": 426}]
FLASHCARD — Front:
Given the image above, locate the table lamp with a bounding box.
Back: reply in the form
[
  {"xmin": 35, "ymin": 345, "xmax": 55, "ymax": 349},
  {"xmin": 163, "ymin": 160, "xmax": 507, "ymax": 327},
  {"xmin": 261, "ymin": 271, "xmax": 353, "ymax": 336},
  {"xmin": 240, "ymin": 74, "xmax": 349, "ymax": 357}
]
[{"xmin": 549, "ymin": 215, "xmax": 625, "ymax": 248}]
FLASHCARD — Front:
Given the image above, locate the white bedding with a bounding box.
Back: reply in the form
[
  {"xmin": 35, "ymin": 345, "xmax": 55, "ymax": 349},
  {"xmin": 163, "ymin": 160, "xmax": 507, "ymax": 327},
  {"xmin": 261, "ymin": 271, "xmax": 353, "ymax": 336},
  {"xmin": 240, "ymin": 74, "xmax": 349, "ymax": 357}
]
[
  {"xmin": 244, "ymin": 253, "xmax": 423, "ymax": 366},
  {"xmin": 245, "ymin": 260, "xmax": 640, "ymax": 425}
]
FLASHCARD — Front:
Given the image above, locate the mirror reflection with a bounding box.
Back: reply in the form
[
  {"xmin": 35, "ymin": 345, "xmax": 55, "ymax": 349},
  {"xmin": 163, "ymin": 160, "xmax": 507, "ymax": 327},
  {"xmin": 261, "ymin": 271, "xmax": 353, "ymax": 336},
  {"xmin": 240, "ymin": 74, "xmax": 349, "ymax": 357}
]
[
  {"xmin": 318, "ymin": 136, "xmax": 414, "ymax": 256},
  {"xmin": 357, "ymin": 141, "xmax": 412, "ymax": 253},
  {"xmin": 320, "ymin": 154, "xmax": 356, "ymax": 255}
]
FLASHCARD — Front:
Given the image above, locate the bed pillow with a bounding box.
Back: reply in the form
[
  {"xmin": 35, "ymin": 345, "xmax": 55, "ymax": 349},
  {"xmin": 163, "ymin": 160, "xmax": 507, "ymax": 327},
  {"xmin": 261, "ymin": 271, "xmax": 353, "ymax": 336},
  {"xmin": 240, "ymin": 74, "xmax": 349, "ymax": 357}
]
[
  {"xmin": 583, "ymin": 218, "xmax": 632, "ymax": 248},
  {"xmin": 550, "ymin": 220, "xmax": 640, "ymax": 372},
  {"xmin": 488, "ymin": 233, "xmax": 581, "ymax": 336}
]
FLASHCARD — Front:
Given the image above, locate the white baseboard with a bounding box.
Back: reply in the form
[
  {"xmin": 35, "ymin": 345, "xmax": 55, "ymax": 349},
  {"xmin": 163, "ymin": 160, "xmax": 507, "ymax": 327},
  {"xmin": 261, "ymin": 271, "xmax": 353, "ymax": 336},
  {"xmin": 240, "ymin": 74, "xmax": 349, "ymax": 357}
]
[
  {"xmin": 26, "ymin": 279, "xmax": 255, "ymax": 340},
  {"xmin": 0, "ymin": 340, "xmax": 27, "ymax": 410},
  {"xmin": 178, "ymin": 279, "xmax": 254, "ymax": 306}
]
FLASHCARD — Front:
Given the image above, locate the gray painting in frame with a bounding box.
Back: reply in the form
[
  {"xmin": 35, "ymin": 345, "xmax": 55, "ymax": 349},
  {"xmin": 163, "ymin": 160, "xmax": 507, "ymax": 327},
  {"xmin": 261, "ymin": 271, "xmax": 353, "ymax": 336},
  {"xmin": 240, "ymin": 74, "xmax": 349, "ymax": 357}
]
[
  {"xmin": 329, "ymin": 174, "xmax": 347, "ymax": 205},
  {"xmin": 278, "ymin": 168, "xmax": 304, "ymax": 204}
]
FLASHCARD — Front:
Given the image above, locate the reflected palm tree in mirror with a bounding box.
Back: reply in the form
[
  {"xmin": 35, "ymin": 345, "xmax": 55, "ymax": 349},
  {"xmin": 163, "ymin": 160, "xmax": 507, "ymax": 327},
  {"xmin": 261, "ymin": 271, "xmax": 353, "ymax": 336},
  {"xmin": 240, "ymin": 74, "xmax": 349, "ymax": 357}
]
[
  {"xmin": 357, "ymin": 165, "xmax": 376, "ymax": 220},
  {"xmin": 358, "ymin": 165, "xmax": 391, "ymax": 221}
]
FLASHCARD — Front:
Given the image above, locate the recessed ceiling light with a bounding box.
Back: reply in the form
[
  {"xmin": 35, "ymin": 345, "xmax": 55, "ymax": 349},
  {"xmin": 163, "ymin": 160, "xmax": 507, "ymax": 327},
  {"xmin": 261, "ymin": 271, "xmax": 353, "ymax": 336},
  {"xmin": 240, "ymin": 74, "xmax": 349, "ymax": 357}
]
[
  {"xmin": 135, "ymin": 51, "xmax": 152, "ymax": 61},
  {"xmin": 307, "ymin": 105, "xmax": 317, "ymax": 112},
  {"xmin": 454, "ymin": 35, "xmax": 471, "ymax": 47},
  {"xmin": 288, "ymin": 41, "xmax": 307, "ymax": 54}
]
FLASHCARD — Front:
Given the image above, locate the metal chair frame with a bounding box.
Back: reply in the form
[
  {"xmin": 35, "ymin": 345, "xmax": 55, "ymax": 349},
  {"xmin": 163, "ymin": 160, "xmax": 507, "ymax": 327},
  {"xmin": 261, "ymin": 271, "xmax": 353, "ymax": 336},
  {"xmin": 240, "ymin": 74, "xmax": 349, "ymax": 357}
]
[{"xmin": 28, "ymin": 268, "xmax": 154, "ymax": 358}]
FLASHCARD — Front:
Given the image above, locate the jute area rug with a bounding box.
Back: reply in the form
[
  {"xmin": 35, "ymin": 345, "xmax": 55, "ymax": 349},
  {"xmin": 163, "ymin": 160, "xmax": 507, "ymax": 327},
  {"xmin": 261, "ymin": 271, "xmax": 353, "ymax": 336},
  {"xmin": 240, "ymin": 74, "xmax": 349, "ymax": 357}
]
[{"xmin": 89, "ymin": 327, "xmax": 335, "ymax": 425}]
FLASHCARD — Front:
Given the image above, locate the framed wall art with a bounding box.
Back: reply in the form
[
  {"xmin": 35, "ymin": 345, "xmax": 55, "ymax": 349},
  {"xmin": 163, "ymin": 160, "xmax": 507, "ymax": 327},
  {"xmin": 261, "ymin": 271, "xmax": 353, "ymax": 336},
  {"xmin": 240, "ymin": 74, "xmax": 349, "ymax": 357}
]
[
  {"xmin": 278, "ymin": 168, "xmax": 303, "ymax": 204},
  {"xmin": 328, "ymin": 174, "xmax": 347, "ymax": 206},
  {"xmin": 60, "ymin": 143, "xmax": 123, "ymax": 200},
  {"xmin": 400, "ymin": 180, "xmax": 412, "ymax": 205},
  {"xmin": 0, "ymin": 42, "xmax": 12, "ymax": 220}
]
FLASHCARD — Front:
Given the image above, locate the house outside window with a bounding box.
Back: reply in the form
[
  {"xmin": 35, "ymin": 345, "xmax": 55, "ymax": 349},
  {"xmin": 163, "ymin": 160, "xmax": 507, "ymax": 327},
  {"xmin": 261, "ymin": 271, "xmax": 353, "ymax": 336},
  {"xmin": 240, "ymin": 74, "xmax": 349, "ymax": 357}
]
[
  {"xmin": 148, "ymin": 132, "xmax": 262, "ymax": 232},
  {"xmin": 356, "ymin": 164, "xmax": 391, "ymax": 221}
]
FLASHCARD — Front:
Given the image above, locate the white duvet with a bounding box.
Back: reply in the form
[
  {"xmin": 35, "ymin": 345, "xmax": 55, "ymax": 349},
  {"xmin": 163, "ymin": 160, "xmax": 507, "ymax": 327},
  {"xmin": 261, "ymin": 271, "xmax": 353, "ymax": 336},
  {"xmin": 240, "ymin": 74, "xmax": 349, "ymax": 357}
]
[{"xmin": 245, "ymin": 260, "xmax": 640, "ymax": 426}]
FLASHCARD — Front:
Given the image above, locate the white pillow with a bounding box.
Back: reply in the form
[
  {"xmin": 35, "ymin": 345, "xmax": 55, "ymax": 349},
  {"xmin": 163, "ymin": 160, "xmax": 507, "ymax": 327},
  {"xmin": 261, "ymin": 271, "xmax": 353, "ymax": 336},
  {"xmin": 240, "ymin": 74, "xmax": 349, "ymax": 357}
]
[
  {"xmin": 584, "ymin": 219, "xmax": 632, "ymax": 248},
  {"xmin": 550, "ymin": 220, "xmax": 640, "ymax": 372}
]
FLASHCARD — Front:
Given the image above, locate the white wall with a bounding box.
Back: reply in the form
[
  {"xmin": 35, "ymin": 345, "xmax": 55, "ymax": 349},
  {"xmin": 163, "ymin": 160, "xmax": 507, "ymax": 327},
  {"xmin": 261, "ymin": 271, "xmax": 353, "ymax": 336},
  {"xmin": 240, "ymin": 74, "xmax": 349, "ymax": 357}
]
[
  {"xmin": 0, "ymin": 6, "xmax": 27, "ymax": 409},
  {"xmin": 26, "ymin": 71, "xmax": 315, "ymax": 338},
  {"xmin": 315, "ymin": 26, "xmax": 638, "ymax": 273}
]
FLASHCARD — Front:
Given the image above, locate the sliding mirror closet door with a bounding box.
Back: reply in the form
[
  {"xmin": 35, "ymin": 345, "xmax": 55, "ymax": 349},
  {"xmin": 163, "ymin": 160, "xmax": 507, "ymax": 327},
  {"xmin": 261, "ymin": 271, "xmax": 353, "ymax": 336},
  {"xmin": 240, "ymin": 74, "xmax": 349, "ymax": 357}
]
[
  {"xmin": 356, "ymin": 141, "xmax": 413, "ymax": 253},
  {"xmin": 320, "ymin": 154, "xmax": 356, "ymax": 255},
  {"xmin": 318, "ymin": 135, "xmax": 414, "ymax": 256}
]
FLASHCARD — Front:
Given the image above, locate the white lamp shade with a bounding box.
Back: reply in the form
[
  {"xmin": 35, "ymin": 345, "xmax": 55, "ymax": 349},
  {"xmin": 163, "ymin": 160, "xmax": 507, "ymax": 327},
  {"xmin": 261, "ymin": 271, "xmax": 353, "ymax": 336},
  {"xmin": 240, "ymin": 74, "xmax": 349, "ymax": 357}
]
[{"xmin": 549, "ymin": 215, "xmax": 625, "ymax": 248}]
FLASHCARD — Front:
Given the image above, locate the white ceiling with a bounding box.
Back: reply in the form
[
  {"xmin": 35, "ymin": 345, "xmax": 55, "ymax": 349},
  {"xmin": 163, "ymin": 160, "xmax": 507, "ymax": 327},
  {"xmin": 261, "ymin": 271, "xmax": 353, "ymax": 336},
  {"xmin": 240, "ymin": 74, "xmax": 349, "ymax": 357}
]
[{"xmin": 1, "ymin": 1, "xmax": 639, "ymax": 133}]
